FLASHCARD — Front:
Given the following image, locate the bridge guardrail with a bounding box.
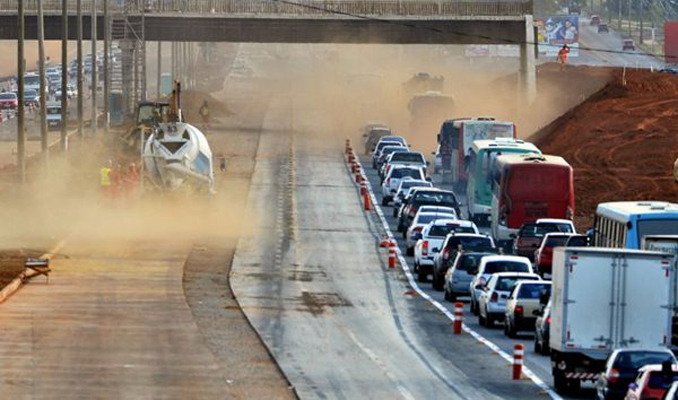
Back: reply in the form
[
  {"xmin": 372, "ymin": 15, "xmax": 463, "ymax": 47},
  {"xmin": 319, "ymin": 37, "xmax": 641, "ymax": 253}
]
[{"xmin": 0, "ymin": 0, "xmax": 532, "ymax": 17}]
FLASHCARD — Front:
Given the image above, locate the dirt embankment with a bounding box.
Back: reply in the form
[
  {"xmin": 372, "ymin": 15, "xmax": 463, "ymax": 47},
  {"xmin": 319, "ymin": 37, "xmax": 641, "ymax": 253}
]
[{"xmin": 531, "ymin": 68, "xmax": 678, "ymax": 229}]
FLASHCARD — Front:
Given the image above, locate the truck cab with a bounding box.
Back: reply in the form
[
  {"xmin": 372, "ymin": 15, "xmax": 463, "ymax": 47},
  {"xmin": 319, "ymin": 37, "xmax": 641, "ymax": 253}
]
[{"xmin": 46, "ymin": 103, "xmax": 64, "ymax": 130}]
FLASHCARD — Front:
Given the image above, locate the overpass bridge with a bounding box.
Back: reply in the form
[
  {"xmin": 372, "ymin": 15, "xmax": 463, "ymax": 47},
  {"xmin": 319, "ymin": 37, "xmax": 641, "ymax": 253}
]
[{"xmin": 0, "ymin": 0, "xmax": 536, "ymax": 116}]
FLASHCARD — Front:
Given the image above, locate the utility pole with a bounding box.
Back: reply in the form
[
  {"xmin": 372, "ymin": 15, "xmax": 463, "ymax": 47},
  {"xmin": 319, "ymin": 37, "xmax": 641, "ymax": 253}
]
[
  {"xmin": 77, "ymin": 0, "xmax": 83, "ymax": 141},
  {"xmin": 103, "ymin": 0, "xmax": 109, "ymax": 133},
  {"xmin": 639, "ymin": 0, "xmax": 644, "ymax": 43},
  {"xmin": 17, "ymin": 0, "xmax": 26, "ymax": 184},
  {"xmin": 38, "ymin": 0, "xmax": 48, "ymax": 166},
  {"xmin": 61, "ymin": 0, "xmax": 68, "ymax": 152},
  {"xmin": 627, "ymin": 0, "xmax": 632, "ymax": 37},
  {"xmin": 157, "ymin": 41, "xmax": 162, "ymax": 99},
  {"xmin": 91, "ymin": 0, "xmax": 97, "ymax": 136},
  {"xmin": 618, "ymin": 0, "xmax": 622, "ymax": 30}
]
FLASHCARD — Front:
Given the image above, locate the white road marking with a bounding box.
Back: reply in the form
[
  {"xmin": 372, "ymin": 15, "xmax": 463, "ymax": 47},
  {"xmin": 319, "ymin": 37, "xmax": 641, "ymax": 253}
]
[{"xmin": 349, "ymin": 154, "xmax": 563, "ymax": 400}]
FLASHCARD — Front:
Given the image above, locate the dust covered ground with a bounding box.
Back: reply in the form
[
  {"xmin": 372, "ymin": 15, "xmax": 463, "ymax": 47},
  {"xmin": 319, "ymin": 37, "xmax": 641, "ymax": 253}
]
[{"xmin": 533, "ymin": 67, "xmax": 678, "ymax": 229}]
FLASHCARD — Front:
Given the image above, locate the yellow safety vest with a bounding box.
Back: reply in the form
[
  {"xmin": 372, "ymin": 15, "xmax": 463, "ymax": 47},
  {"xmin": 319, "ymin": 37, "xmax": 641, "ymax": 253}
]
[{"xmin": 100, "ymin": 167, "xmax": 111, "ymax": 187}]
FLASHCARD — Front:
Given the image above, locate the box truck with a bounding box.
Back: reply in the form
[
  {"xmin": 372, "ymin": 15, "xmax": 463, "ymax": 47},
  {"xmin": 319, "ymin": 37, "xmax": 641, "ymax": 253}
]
[{"xmin": 550, "ymin": 247, "xmax": 675, "ymax": 393}]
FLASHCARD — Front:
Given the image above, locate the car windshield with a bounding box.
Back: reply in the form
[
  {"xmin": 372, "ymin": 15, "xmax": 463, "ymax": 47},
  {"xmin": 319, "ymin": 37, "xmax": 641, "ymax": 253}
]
[
  {"xmin": 496, "ymin": 276, "xmax": 537, "ymax": 292},
  {"xmin": 429, "ymin": 224, "xmax": 474, "ymax": 237},
  {"xmin": 399, "ymin": 181, "xmax": 430, "ymax": 192},
  {"xmin": 391, "ymin": 168, "xmax": 423, "ymax": 180},
  {"xmin": 417, "ymin": 214, "xmax": 453, "ymax": 225},
  {"xmin": 458, "ymin": 253, "xmax": 492, "ymax": 271},
  {"xmin": 47, "ymin": 107, "xmax": 61, "ymax": 115},
  {"xmin": 518, "ymin": 283, "xmax": 551, "ymax": 299},
  {"xmin": 545, "ymin": 236, "xmax": 570, "ymax": 247},
  {"xmin": 0, "ymin": 93, "xmax": 16, "ymax": 100},
  {"xmin": 455, "ymin": 237, "xmax": 493, "ymax": 251},
  {"xmin": 648, "ymin": 371, "xmax": 678, "ymax": 389},
  {"xmin": 382, "ymin": 147, "xmax": 407, "ymax": 157},
  {"xmin": 614, "ymin": 353, "xmax": 676, "ymax": 372},
  {"xmin": 485, "ymin": 261, "xmax": 529, "ymax": 274},
  {"xmin": 376, "ymin": 142, "xmax": 401, "ymax": 153},
  {"xmin": 413, "ymin": 191, "xmax": 457, "ymax": 206},
  {"xmin": 567, "ymin": 236, "xmax": 588, "ymax": 247},
  {"xmin": 390, "ymin": 153, "xmax": 425, "ymax": 163},
  {"xmin": 521, "ymin": 223, "xmax": 572, "ymax": 236}
]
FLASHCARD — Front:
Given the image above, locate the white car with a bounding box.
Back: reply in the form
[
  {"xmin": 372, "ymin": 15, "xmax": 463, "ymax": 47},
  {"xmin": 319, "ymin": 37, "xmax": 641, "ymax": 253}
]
[
  {"xmin": 381, "ymin": 165, "xmax": 426, "ymax": 205},
  {"xmin": 405, "ymin": 212, "xmax": 456, "ymax": 255},
  {"xmin": 381, "ymin": 151, "xmax": 428, "ymax": 179},
  {"xmin": 469, "ymin": 255, "xmax": 533, "ymax": 315},
  {"xmin": 372, "ymin": 140, "xmax": 404, "ymax": 169},
  {"xmin": 392, "ymin": 179, "xmax": 432, "ymax": 217},
  {"xmin": 414, "ymin": 219, "xmax": 480, "ymax": 271},
  {"xmin": 477, "ymin": 272, "xmax": 541, "ymax": 327}
]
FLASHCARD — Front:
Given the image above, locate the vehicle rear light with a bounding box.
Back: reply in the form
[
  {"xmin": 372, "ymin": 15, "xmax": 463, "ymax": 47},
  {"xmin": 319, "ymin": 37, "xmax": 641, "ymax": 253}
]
[
  {"xmin": 442, "ymin": 248, "xmax": 449, "ymax": 260},
  {"xmin": 546, "ymin": 317, "xmax": 551, "ymax": 324},
  {"xmin": 490, "ymin": 292, "xmax": 498, "ymax": 302},
  {"xmin": 386, "ymin": 178, "xmax": 391, "ymax": 186},
  {"xmin": 422, "ymin": 241, "xmax": 429, "ymax": 256},
  {"xmin": 608, "ymin": 368, "xmax": 620, "ymax": 384},
  {"xmin": 515, "ymin": 305, "xmax": 523, "ymax": 317}
]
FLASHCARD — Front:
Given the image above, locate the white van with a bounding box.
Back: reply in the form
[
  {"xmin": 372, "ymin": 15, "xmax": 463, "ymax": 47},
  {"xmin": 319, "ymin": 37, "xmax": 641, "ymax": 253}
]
[{"xmin": 46, "ymin": 103, "xmax": 64, "ymax": 130}]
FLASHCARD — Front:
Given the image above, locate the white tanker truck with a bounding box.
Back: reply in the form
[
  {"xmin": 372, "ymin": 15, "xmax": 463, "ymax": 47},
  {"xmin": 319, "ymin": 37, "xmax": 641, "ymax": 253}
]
[{"xmin": 141, "ymin": 82, "xmax": 215, "ymax": 194}]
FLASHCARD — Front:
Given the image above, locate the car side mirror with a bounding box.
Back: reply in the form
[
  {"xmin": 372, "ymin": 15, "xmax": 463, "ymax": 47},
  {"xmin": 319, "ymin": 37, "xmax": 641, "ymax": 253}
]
[
  {"xmin": 412, "ymin": 232, "xmax": 423, "ymax": 241},
  {"xmin": 509, "ymin": 233, "xmax": 516, "ymax": 239},
  {"xmin": 628, "ymin": 383, "xmax": 638, "ymax": 391}
]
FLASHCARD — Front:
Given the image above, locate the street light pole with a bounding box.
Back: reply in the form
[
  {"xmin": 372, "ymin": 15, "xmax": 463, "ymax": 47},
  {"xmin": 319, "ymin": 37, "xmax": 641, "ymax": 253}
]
[
  {"xmin": 77, "ymin": 0, "xmax": 83, "ymax": 141},
  {"xmin": 61, "ymin": 0, "xmax": 68, "ymax": 152},
  {"xmin": 38, "ymin": 0, "xmax": 48, "ymax": 165},
  {"xmin": 103, "ymin": 0, "xmax": 109, "ymax": 133},
  {"xmin": 157, "ymin": 41, "xmax": 162, "ymax": 99},
  {"xmin": 91, "ymin": 0, "xmax": 97, "ymax": 137},
  {"xmin": 17, "ymin": 0, "xmax": 26, "ymax": 184}
]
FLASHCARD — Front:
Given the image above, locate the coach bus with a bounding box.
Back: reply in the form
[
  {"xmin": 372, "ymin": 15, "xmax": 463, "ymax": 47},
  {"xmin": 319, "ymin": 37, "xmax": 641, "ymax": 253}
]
[
  {"xmin": 466, "ymin": 138, "xmax": 540, "ymax": 225},
  {"xmin": 490, "ymin": 153, "xmax": 575, "ymax": 244},
  {"xmin": 593, "ymin": 201, "xmax": 678, "ymax": 249},
  {"xmin": 436, "ymin": 117, "xmax": 516, "ymax": 189}
]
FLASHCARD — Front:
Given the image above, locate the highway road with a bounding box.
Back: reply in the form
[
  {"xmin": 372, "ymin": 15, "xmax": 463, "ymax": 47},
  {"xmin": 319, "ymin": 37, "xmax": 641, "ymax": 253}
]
[{"xmin": 360, "ymin": 155, "xmax": 598, "ymax": 399}]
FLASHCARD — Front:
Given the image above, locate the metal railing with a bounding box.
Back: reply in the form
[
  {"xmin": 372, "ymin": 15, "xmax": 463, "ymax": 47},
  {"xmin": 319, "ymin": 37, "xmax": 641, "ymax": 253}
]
[{"xmin": 0, "ymin": 0, "xmax": 532, "ymax": 17}]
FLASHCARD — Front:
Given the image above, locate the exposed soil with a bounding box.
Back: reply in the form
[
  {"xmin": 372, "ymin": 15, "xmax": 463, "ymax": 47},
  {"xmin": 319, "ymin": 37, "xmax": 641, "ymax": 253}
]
[
  {"xmin": 0, "ymin": 249, "xmax": 44, "ymax": 289},
  {"xmin": 531, "ymin": 67, "xmax": 678, "ymax": 229}
]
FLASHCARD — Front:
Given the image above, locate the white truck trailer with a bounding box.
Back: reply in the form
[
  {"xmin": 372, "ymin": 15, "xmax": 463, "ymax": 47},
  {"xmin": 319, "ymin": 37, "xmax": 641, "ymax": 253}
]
[{"xmin": 550, "ymin": 247, "xmax": 675, "ymax": 393}]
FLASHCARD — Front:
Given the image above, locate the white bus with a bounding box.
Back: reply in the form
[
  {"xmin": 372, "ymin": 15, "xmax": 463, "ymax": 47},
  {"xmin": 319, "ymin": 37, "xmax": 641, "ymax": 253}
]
[{"xmin": 593, "ymin": 201, "xmax": 678, "ymax": 249}]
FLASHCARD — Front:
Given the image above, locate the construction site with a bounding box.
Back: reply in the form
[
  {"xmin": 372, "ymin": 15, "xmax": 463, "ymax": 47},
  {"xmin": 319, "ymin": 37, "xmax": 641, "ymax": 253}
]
[{"xmin": 1, "ymin": 1, "xmax": 678, "ymax": 399}]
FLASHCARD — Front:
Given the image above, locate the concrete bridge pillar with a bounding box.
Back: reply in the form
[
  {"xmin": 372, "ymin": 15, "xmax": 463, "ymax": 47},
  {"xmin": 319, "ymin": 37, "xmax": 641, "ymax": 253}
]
[{"xmin": 519, "ymin": 15, "xmax": 537, "ymax": 107}]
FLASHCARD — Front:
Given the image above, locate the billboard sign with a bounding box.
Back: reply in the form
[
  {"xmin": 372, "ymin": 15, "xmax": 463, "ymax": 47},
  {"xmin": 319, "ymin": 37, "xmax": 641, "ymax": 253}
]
[{"xmin": 536, "ymin": 16, "xmax": 580, "ymax": 57}]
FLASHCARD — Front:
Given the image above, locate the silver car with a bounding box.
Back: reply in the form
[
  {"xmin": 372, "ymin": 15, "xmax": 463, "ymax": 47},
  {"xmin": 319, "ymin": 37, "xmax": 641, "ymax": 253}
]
[{"xmin": 443, "ymin": 251, "xmax": 495, "ymax": 302}]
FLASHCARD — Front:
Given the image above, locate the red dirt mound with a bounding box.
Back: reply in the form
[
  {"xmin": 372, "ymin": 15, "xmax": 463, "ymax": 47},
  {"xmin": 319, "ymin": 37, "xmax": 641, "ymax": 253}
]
[{"xmin": 532, "ymin": 68, "xmax": 678, "ymax": 229}]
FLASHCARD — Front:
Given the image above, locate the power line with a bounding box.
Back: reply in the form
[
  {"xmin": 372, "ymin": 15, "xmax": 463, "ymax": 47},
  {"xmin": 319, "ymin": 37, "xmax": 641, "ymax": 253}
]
[{"xmin": 268, "ymin": 0, "xmax": 670, "ymax": 62}]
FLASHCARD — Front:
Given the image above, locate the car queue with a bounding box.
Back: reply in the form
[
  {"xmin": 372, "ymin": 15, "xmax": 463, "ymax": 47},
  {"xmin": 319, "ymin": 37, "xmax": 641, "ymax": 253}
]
[{"xmin": 361, "ymin": 122, "xmax": 678, "ymax": 399}]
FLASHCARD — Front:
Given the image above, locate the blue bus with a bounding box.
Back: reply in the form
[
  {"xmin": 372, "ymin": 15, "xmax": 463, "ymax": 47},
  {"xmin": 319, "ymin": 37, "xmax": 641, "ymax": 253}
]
[{"xmin": 593, "ymin": 201, "xmax": 678, "ymax": 249}]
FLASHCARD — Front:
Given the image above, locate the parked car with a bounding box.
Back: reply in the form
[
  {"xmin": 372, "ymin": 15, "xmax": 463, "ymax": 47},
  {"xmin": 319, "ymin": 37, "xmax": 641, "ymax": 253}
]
[
  {"xmin": 444, "ymin": 251, "xmax": 496, "ymax": 302},
  {"xmin": 381, "ymin": 166, "xmax": 426, "ymax": 205},
  {"xmin": 432, "ymin": 234, "xmax": 496, "ymax": 286},
  {"xmin": 414, "ymin": 219, "xmax": 480, "ymax": 280},
  {"xmin": 477, "ymin": 272, "xmax": 541, "ymax": 327},
  {"xmin": 469, "ymin": 255, "xmax": 533, "ymax": 315},
  {"xmin": 596, "ymin": 349, "xmax": 677, "ymax": 400},
  {"xmin": 533, "ymin": 298, "xmax": 551, "ymax": 355},
  {"xmin": 392, "ymin": 179, "xmax": 432, "ymax": 216},
  {"xmin": 591, "ymin": 14, "xmax": 601, "ymax": 25},
  {"xmin": 623, "ymin": 39, "xmax": 636, "ymax": 51},
  {"xmin": 513, "ymin": 219, "xmax": 575, "ymax": 260},
  {"xmin": 362, "ymin": 123, "xmax": 391, "ymax": 154},
  {"xmin": 533, "ymin": 232, "xmax": 573, "ymax": 277},
  {"xmin": 0, "ymin": 92, "xmax": 18, "ymax": 109},
  {"xmin": 405, "ymin": 211, "xmax": 457, "ymax": 254},
  {"xmin": 625, "ymin": 363, "xmax": 678, "ymax": 400},
  {"xmin": 598, "ymin": 23, "xmax": 609, "ymax": 33},
  {"xmin": 504, "ymin": 281, "xmax": 551, "ymax": 337}
]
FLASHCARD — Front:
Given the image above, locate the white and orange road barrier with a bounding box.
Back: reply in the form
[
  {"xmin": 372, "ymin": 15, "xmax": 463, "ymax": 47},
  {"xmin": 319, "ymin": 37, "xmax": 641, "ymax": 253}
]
[
  {"xmin": 363, "ymin": 185, "xmax": 371, "ymax": 211},
  {"xmin": 379, "ymin": 236, "xmax": 391, "ymax": 248},
  {"xmin": 513, "ymin": 343, "xmax": 524, "ymax": 380},
  {"xmin": 345, "ymin": 139, "xmax": 351, "ymax": 154},
  {"xmin": 360, "ymin": 182, "xmax": 367, "ymax": 197},
  {"xmin": 388, "ymin": 239, "xmax": 396, "ymax": 269},
  {"xmin": 355, "ymin": 166, "xmax": 362, "ymax": 183},
  {"xmin": 453, "ymin": 302, "xmax": 463, "ymax": 334}
]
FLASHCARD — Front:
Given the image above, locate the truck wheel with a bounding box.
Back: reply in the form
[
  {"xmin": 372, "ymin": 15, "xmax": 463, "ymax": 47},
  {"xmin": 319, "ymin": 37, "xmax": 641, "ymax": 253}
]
[
  {"xmin": 506, "ymin": 321, "xmax": 517, "ymax": 338},
  {"xmin": 382, "ymin": 197, "xmax": 389, "ymax": 206},
  {"xmin": 534, "ymin": 336, "xmax": 541, "ymax": 353},
  {"xmin": 553, "ymin": 371, "xmax": 569, "ymax": 394}
]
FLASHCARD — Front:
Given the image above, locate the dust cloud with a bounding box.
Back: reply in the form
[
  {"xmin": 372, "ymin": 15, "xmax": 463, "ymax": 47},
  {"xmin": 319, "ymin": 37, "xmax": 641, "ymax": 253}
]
[{"xmin": 0, "ymin": 42, "xmax": 605, "ymax": 252}]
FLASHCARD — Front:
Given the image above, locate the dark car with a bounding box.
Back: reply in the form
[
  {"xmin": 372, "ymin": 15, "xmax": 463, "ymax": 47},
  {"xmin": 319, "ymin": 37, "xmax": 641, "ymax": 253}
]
[
  {"xmin": 623, "ymin": 39, "xmax": 636, "ymax": 51},
  {"xmin": 565, "ymin": 234, "xmax": 589, "ymax": 247},
  {"xmin": 596, "ymin": 349, "xmax": 677, "ymax": 400},
  {"xmin": 534, "ymin": 233, "xmax": 573, "ymax": 277},
  {"xmin": 598, "ymin": 23, "xmax": 609, "ymax": 33},
  {"xmin": 431, "ymin": 234, "xmax": 496, "ymax": 286},
  {"xmin": 513, "ymin": 221, "xmax": 573, "ymax": 260},
  {"xmin": 590, "ymin": 15, "xmax": 601, "ymax": 25},
  {"xmin": 398, "ymin": 189, "xmax": 461, "ymax": 232},
  {"xmin": 362, "ymin": 124, "xmax": 391, "ymax": 155},
  {"xmin": 533, "ymin": 298, "xmax": 551, "ymax": 355}
]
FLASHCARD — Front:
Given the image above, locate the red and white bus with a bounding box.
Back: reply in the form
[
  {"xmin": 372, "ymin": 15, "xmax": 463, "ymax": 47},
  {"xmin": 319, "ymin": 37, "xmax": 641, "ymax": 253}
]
[{"xmin": 490, "ymin": 154, "xmax": 575, "ymax": 243}]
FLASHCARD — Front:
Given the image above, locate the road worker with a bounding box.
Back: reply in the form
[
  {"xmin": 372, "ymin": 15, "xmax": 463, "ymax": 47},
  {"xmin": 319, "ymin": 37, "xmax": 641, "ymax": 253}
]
[
  {"xmin": 199, "ymin": 100, "xmax": 210, "ymax": 131},
  {"xmin": 100, "ymin": 161, "xmax": 112, "ymax": 197},
  {"xmin": 558, "ymin": 44, "xmax": 570, "ymax": 71}
]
